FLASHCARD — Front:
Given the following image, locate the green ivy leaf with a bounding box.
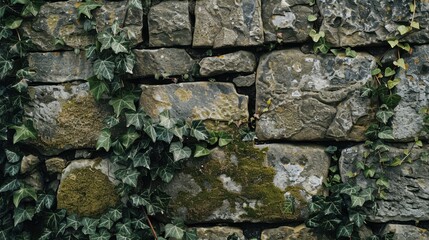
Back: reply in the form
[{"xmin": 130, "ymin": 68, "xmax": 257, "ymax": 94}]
[
  {"xmin": 121, "ymin": 169, "xmax": 140, "ymax": 187},
  {"xmin": 5, "ymin": 163, "xmax": 20, "ymax": 176},
  {"xmin": 125, "ymin": 111, "xmax": 146, "ymax": 130},
  {"xmin": 371, "ymin": 68, "xmax": 381, "ymax": 76},
  {"xmin": 94, "ymin": 59, "xmax": 115, "ymax": 81},
  {"xmin": 397, "ymin": 25, "xmax": 411, "ymax": 35},
  {"xmin": 109, "ymin": 94, "xmax": 136, "ymax": 117},
  {"xmin": 410, "ymin": 21, "xmax": 419, "ymax": 29},
  {"xmin": 218, "ymin": 132, "xmax": 233, "ymax": 147},
  {"xmin": 320, "ymin": 218, "xmax": 341, "ymax": 231},
  {"xmin": 387, "ymin": 39, "xmax": 398, "ymax": 48},
  {"xmin": 283, "ymin": 196, "xmax": 295, "ymax": 214},
  {"xmin": 108, "ymin": 208, "xmax": 122, "ymax": 222},
  {"xmin": 307, "ymin": 14, "xmax": 317, "ymax": 22},
  {"xmin": 89, "ymin": 229, "xmax": 111, "ymax": 240},
  {"xmin": 117, "ymin": 222, "xmax": 133, "ymax": 236},
  {"xmin": 128, "ymin": 0, "xmax": 143, "ymax": 10},
  {"xmin": 376, "ymin": 110, "xmax": 394, "ymax": 124},
  {"xmin": 158, "ymin": 167, "xmax": 174, "ymax": 183},
  {"xmin": 35, "ymin": 194, "xmax": 55, "ymax": 213},
  {"xmin": 324, "ymin": 201, "xmax": 341, "ymax": 215},
  {"xmin": 88, "ymin": 76, "xmax": 109, "ymax": 100},
  {"xmin": 393, "ymin": 58, "xmax": 407, "ymax": 70},
  {"xmin": 38, "ymin": 229, "xmax": 52, "ymax": 240},
  {"xmin": 339, "ymin": 184, "xmax": 359, "ymax": 195},
  {"xmin": 381, "ymin": 93, "xmax": 401, "ymax": 109},
  {"xmin": 384, "ymin": 67, "xmax": 396, "ymax": 77},
  {"xmin": 13, "ymin": 187, "xmax": 37, "ymax": 207},
  {"xmin": 0, "ymin": 179, "xmax": 21, "ymax": 192},
  {"xmin": 5, "ymin": 149, "xmax": 20, "ymax": 163},
  {"xmin": 0, "ymin": 55, "xmax": 13, "ymax": 79},
  {"xmin": 66, "ymin": 214, "xmax": 81, "ymax": 230},
  {"xmin": 364, "ymin": 166, "xmax": 376, "ymax": 178},
  {"xmin": 387, "ymin": 78, "xmax": 400, "ymax": 90},
  {"xmin": 360, "ymin": 188, "xmax": 375, "ymax": 202},
  {"xmin": 6, "ymin": 18, "xmax": 23, "ymax": 29},
  {"xmin": 13, "ymin": 206, "xmax": 35, "ymax": 226},
  {"xmin": 144, "ymin": 122, "xmax": 157, "ymax": 142},
  {"xmin": 378, "ymin": 129, "xmax": 394, "ymax": 140},
  {"xmin": 169, "ymin": 142, "xmax": 192, "ymax": 161},
  {"xmin": 164, "ymin": 224, "xmax": 185, "ymax": 239},
  {"xmin": 184, "ymin": 229, "xmax": 198, "ymax": 240},
  {"xmin": 155, "ymin": 126, "xmax": 174, "ymax": 143},
  {"xmin": 194, "ymin": 144, "xmax": 211, "ymax": 157},
  {"xmin": 351, "ymin": 195, "xmax": 365, "ymax": 208},
  {"xmin": 116, "ymin": 53, "xmax": 135, "ymax": 74},
  {"xmin": 0, "ymin": 27, "xmax": 12, "ymax": 40},
  {"xmin": 82, "ymin": 218, "xmax": 99, "ymax": 235},
  {"xmin": 306, "ymin": 215, "xmax": 321, "ymax": 228},
  {"xmin": 46, "ymin": 209, "xmax": 66, "ymax": 230},
  {"xmin": 77, "ymin": 0, "xmax": 102, "ymax": 19},
  {"xmin": 10, "ymin": 120, "xmax": 37, "ymax": 144},
  {"xmin": 21, "ymin": 2, "xmax": 40, "ymax": 17},
  {"xmin": 132, "ymin": 217, "xmax": 149, "ymax": 230},
  {"xmin": 308, "ymin": 200, "xmax": 324, "ymax": 214},
  {"xmin": 336, "ymin": 223, "xmax": 354, "ymax": 238},
  {"xmin": 159, "ymin": 110, "xmax": 176, "ymax": 129},
  {"xmin": 349, "ymin": 210, "xmax": 366, "ymax": 227},
  {"xmin": 98, "ymin": 213, "xmax": 114, "ymax": 230},
  {"xmin": 96, "ymin": 129, "xmax": 111, "ymax": 152},
  {"xmin": 120, "ymin": 128, "xmax": 140, "ymax": 149},
  {"xmin": 190, "ymin": 121, "xmax": 208, "ymax": 141},
  {"xmin": 345, "ymin": 47, "xmax": 357, "ymax": 58},
  {"xmin": 133, "ymin": 148, "xmax": 151, "ymax": 169},
  {"xmin": 130, "ymin": 194, "xmax": 146, "ymax": 207},
  {"xmin": 111, "ymin": 36, "xmax": 128, "ymax": 54}
]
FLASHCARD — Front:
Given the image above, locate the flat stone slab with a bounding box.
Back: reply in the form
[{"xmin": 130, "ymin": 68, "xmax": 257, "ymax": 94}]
[
  {"xmin": 148, "ymin": 1, "xmax": 192, "ymax": 47},
  {"xmin": 193, "ymin": 0, "xmax": 264, "ymax": 48},
  {"xmin": 262, "ymin": 0, "xmax": 314, "ymax": 43},
  {"xmin": 164, "ymin": 143, "xmax": 329, "ymax": 223},
  {"xmin": 199, "ymin": 51, "xmax": 256, "ymax": 77},
  {"xmin": 27, "ymin": 51, "xmax": 93, "ymax": 83},
  {"xmin": 382, "ymin": 224, "xmax": 429, "ymax": 240},
  {"xmin": 133, "ymin": 48, "xmax": 195, "ymax": 78},
  {"xmin": 340, "ymin": 144, "xmax": 429, "ymax": 222},
  {"xmin": 140, "ymin": 82, "xmax": 248, "ymax": 124},
  {"xmin": 261, "ymin": 225, "xmax": 328, "ymax": 240},
  {"xmin": 256, "ymin": 49, "xmax": 376, "ymax": 141},
  {"xmin": 195, "ymin": 227, "xmax": 245, "ymax": 240},
  {"xmin": 25, "ymin": 83, "xmax": 110, "ymax": 155}
]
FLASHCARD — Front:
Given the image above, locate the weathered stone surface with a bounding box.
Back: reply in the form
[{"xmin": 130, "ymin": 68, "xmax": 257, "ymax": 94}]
[
  {"xmin": 392, "ymin": 45, "xmax": 429, "ymax": 141},
  {"xmin": 95, "ymin": 1, "xmax": 143, "ymax": 45},
  {"xmin": 133, "ymin": 48, "xmax": 195, "ymax": 77},
  {"xmin": 140, "ymin": 82, "xmax": 248, "ymax": 124},
  {"xmin": 21, "ymin": 1, "xmax": 93, "ymax": 51},
  {"xmin": 195, "ymin": 226, "xmax": 245, "ymax": 240},
  {"xmin": 340, "ymin": 144, "xmax": 429, "ymax": 222},
  {"xmin": 45, "ymin": 157, "xmax": 67, "ymax": 174},
  {"xmin": 256, "ymin": 49, "xmax": 376, "ymax": 141},
  {"xmin": 20, "ymin": 154, "xmax": 39, "ymax": 174},
  {"xmin": 199, "ymin": 51, "xmax": 256, "ymax": 77},
  {"xmin": 193, "ymin": 0, "xmax": 264, "ymax": 48},
  {"xmin": 382, "ymin": 224, "xmax": 429, "ymax": 240},
  {"xmin": 23, "ymin": 171, "xmax": 44, "ymax": 191},
  {"xmin": 149, "ymin": 1, "xmax": 191, "ymax": 47},
  {"xmin": 27, "ymin": 51, "xmax": 93, "ymax": 83},
  {"xmin": 25, "ymin": 83, "xmax": 110, "ymax": 155},
  {"xmin": 164, "ymin": 143, "xmax": 329, "ymax": 223},
  {"xmin": 57, "ymin": 159, "xmax": 119, "ymax": 217},
  {"xmin": 233, "ymin": 73, "xmax": 256, "ymax": 87},
  {"xmin": 318, "ymin": 0, "xmax": 429, "ymax": 47},
  {"xmin": 261, "ymin": 225, "xmax": 328, "ymax": 240},
  {"xmin": 262, "ymin": 0, "xmax": 313, "ymax": 43}
]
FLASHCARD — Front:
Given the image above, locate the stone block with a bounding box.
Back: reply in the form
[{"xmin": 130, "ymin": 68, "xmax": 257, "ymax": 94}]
[
  {"xmin": 199, "ymin": 51, "xmax": 256, "ymax": 77},
  {"xmin": 382, "ymin": 224, "xmax": 429, "ymax": 240},
  {"xmin": 261, "ymin": 225, "xmax": 328, "ymax": 240},
  {"xmin": 233, "ymin": 73, "xmax": 256, "ymax": 87},
  {"xmin": 195, "ymin": 226, "xmax": 245, "ymax": 240}
]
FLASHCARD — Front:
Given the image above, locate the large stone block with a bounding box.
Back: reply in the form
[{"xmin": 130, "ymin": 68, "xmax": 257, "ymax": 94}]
[
  {"xmin": 256, "ymin": 49, "xmax": 376, "ymax": 141},
  {"xmin": 193, "ymin": 0, "xmax": 264, "ymax": 48},
  {"xmin": 25, "ymin": 83, "xmax": 110, "ymax": 155},
  {"xmin": 318, "ymin": 0, "xmax": 429, "ymax": 47},
  {"xmin": 262, "ymin": 0, "xmax": 314, "ymax": 43},
  {"xmin": 261, "ymin": 225, "xmax": 328, "ymax": 240},
  {"xmin": 199, "ymin": 51, "xmax": 256, "ymax": 77},
  {"xmin": 382, "ymin": 224, "xmax": 429, "ymax": 240},
  {"xmin": 195, "ymin": 227, "xmax": 245, "ymax": 240},
  {"xmin": 164, "ymin": 143, "xmax": 329, "ymax": 223},
  {"xmin": 140, "ymin": 82, "xmax": 248, "ymax": 124},
  {"xmin": 340, "ymin": 144, "xmax": 429, "ymax": 222},
  {"xmin": 133, "ymin": 48, "xmax": 195, "ymax": 77},
  {"xmin": 148, "ymin": 1, "xmax": 192, "ymax": 47},
  {"xmin": 27, "ymin": 51, "xmax": 93, "ymax": 83}
]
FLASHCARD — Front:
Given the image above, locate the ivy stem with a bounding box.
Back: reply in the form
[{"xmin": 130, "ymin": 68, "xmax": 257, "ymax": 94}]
[
  {"xmin": 121, "ymin": 0, "xmax": 130, "ymax": 28},
  {"xmin": 16, "ymin": 29, "xmax": 21, "ymax": 41},
  {"xmin": 143, "ymin": 208, "xmax": 158, "ymax": 240}
]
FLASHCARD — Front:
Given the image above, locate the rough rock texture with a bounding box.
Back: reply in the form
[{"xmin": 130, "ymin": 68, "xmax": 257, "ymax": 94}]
[
  {"xmin": 20, "ymin": 155, "xmax": 39, "ymax": 174},
  {"xmin": 133, "ymin": 48, "xmax": 195, "ymax": 77},
  {"xmin": 382, "ymin": 224, "xmax": 429, "ymax": 240},
  {"xmin": 233, "ymin": 73, "xmax": 256, "ymax": 87},
  {"xmin": 193, "ymin": 0, "xmax": 264, "ymax": 48},
  {"xmin": 149, "ymin": 1, "xmax": 192, "ymax": 47},
  {"xmin": 140, "ymin": 82, "xmax": 249, "ymax": 124},
  {"xmin": 23, "ymin": 171, "xmax": 44, "ymax": 191},
  {"xmin": 256, "ymin": 49, "xmax": 376, "ymax": 141},
  {"xmin": 262, "ymin": 0, "xmax": 313, "ymax": 43},
  {"xmin": 195, "ymin": 226, "xmax": 245, "ymax": 240},
  {"xmin": 318, "ymin": 0, "xmax": 429, "ymax": 47},
  {"xmin": 340, "ymin": 144, "xmax": 429, "ymax": 222},
  {"xmin": 392, "ymin": 45, "xmax": 429, "ymax": 141},
  {"xmin": 199, "ymin": 51, "xmax": 256, "ymax": 77},
  {"xmin": 25, "ymin": 83, "xmax": 110, "ymax": 155},
  {"xmin": 165, "ymin": 143, "xmax": 329, "ymax": 223},
  {"xmin": 45, "ymin": 157, "xmax": 67, "ymax": 174},
  {"xmin": 261, "ymin": 225, "xmax": 328, "ymax": 240},
  {"xmin": 57, "ymin": 159, "xmax": 119, "ymax": 217},
  {"xmin": 27, "ymin": 51, "xmax": 93, "ymax": 83},
  {"xmin": 95, "ymin": 1, "xmax": 143, "ymax": 45}
]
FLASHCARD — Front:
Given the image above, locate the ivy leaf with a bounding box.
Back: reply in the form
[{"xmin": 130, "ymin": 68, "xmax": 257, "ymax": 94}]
[
  {"xmin": 88, "ymin": 76, "xmax": 109, "ymax": 100},
  {"xmin": 132, "ymin": 217, "xmax": 149, "ymax": 230},
  {"xmin": 77, "ymin": 0, "xmax": 102, "ymax": 19},
  {"xmin": 120, "ymin": 128, "xmax": 140, "ymax": 149},
  {"xmin": 376, "ymin": 110, "xmax": 394, "ymax": 124},
  {"xmin": 306, "ymin": 215, "xmax": 321, "ymax": 228},
  {"xmin": 130, "ymin": 194, "xmax": 146, "ymax": 207},
  {"xmin": 38, "ymin": 229, "xmax": 52, "ymax": 240},
  {"xmin": 66, "ymin": 214, "xmax": 81, "ymax": 230},
  {"xmin": 96, "ymin": 129, "xmax": 111, "ymax": 152},
  {"xmin": 169, "ymin": 142, "xmax": 192, "ymax": 162},
  {"xmin": 158, "ymin": 167, "xmax": 174, "ymax": 183},
  {"xmin": 384, "ymin": 67, "xmax": 396, "ymax": 77},
  {"xmin": 5, "ymin": 149, "xmax": 20, "ymax": 163},
  {"xmin": 128, "ymin": 0, "xmax": 143, "ymax": 10},
  {"xmin": 360, "ymin": 188, "xmax": 375, "ymax": 201},
  {"xmin": 82, "ymin": 218, "xmax": 99, "ymax": 235},
  {"xmin": 387, "ymin": 78, "xmax": 400, "ymax": 90},
  {"xmin": 144, "ymin": 123, "xmax": 157, "ymax": 142},
  {"xmin": 125, "ymin": 111, "xmax": 146, "ymax": 129},
  {"xmin": 170, "ymin": 121, "xmax": 189, "ymax": 140},
  {"xmin": 13, "ymin": 187, "xmax": 37, "ymax": 207},
  {"xmin": 324, "ymin": 201, "xmax": 341, "ymax": 215},
  {"xmin": 13, "ymin": 207, "xmax": 35, "ymax": 226},
  {"xmin": 46, "ymin": 209, "xmax": 66, "ymax": 230},
  {"xmin": 190, "ymin": 121, "xmax": 208, "ymax": 141},
  {"xmin": 194, "ymin": 144, "xmax": 211, "ymax": 157},
  {"xmin": 336, "ymin": 223, "xmax": 354, "ymax": 238},
  {"xmin": 320, "ymin": 218, "xmax": 341, "ymax": 231},
  {"xmin": 397, "ymin": 25, "xmax": 411, "ymax": 35},
  {"xmin": 378, "ymin": 129, "xmax": 395, "ymax": 140},
  {"xmin": 116, "ymin": 222, "xmax": 133, "ymax": 236},
  {"xmin": 0, "ymin": 179, "xmax": 21, "ymax": 192},
  {"xmin": 5, "ymin": 163, "xmax": 20, "ymax": 176},
  {"xmin": 307, "ymin": 14, "xmax": 317, "ymax": 22},
  {"xmin": 164, "ymin": 224, "xmax": 185, "ymax": 239},
  {"xmin": 393, "ymin": 58, "xmax": 407, "ymax": 70},
  {"xmin": 89, "ymin": 229, "xmax": 111, "ymax": 240},
  {"xmin": 381, "ymin": 94, "xmax": 401, "ymax": 109},
  {"xmin": 109, "ymin": 94, "xmax": 136, "ymax": 117},
  {"xmin": 98, "ymin": 214, "xmax": 114, "ymax": 230},
  {"xmin": 111, "ymin": 36, "xmax": 128, "ymax": 54},
  {"xmin": 121, "ymin": 169, "xmax": 140, "ymax": 187},
  {"xmin": 339, "ymin": 184, "xmax": 359, "ymax": 195},
  {"xmin": 184, "ymin": 229, "xmax": 198, "ymax": 240},
  {"xmin": 10, "ymin": 120, "xmax": 37, "ymax": 144},
  {"xmin": 410, "ymin": 21, "xmax": 419, "ymax": 29},
  {"xmin": 350, "ymin": 195, "xmax": 366, "ymax": 208},
  {"xmin": 387, "ymin": 39, "xmax": 398, "ymax": 48},
  {"xmin": 108, "ymin": 208, "xmax": 122, "ymax": 222},
  {"xmin": 5, "ymin": 18, "xmax": 23, "ymax": 29},
  {"xmin": 116, "ymin": 53, "xmax": 135, "ymax": 74},
  {"xmin": 283, "ymin": 196, "xmax": 295, "ymax": 214},
  {"xmin": 159, "ymin": 110, "xmax": 176, "ymax": 129},
  {"xmin": 218, "ymin": 132, "xmax": 233, "ymax": 147},
  {"xmin": 345, "ymin": 47, "xmax": 357, "ymax": 58},
  {"xmin": 94, "ymin": 59, "xmax": 115, "ymax": 81},
  {"xmin": 35, "ymin": 194, "xmax": 55, "ymax": 213},
  {"xmin": 21, "ymin": 1, "xmax": 40, "ymax": 17},
  {"xmin": 308, "ymin": 200, "xmax": 324, "ymax": 214},
  {"xmin": 349, "ymin": 210, "xmax": 366, "ymax": 227},
  {"xmin": 155, "ymin": 126, "xmax": 174, "ymax": 143},
  {"xmin": 133, "ymin": 148, "xmax": 151, "ymax": 169},
  {"xmin": 0, "ymin": 27, "xmax": 12, "ymax": 40}
]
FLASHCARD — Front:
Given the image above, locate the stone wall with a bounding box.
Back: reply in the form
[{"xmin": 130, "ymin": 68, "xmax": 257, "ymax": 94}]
[{"xmin": 21, "ymin": 0, "xmax": 429, "ymax": 239}]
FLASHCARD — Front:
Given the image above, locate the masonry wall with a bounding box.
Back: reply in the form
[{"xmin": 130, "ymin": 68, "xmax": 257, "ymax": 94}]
[{"xmin": 21, "ymin": 0, "xmax": 429, "ymax": 239}]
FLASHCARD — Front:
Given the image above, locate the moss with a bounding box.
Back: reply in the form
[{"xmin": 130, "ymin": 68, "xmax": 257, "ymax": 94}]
[{"xmin": 57, "ymin": 167, "xmax": 119, "ymax": 217}]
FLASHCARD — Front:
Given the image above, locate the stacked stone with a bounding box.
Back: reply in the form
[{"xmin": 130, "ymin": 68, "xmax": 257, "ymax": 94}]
[{"xmin": 22, "ymin": 0, "xmax": 429, "ymax": 239}]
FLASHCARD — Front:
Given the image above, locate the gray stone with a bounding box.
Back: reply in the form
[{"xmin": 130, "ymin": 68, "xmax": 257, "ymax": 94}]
[
  {"xmin": 196, "ymin": 226, "xmax": 245, "ymax": 240},
  {"xmin": 193, "ymin": 0, "xmax": 264, "ymax": 48},
  {"xmin": 199, "ymin": 51, "xmax": 256, "ymax": 77},
  {"xmin": 318, "ymin": 0, "xmax": 429, "ymax": 47},
  {"xmin": 392, "ymin": 45, "xmax": 429, "ymax": 141},
  {"xmin": 27, "ymin": 51, "xmax": 93, "ymax": 83},
  {"xmin": 133, "ymin": 48, "xmax": 195, "ymax": 77},
  {"xmin": 233, "ymin": 73, "xmax": 256, "ymax": 87},
  {"xmin": 23, "ymin": 171, "xmax": 44, "ymax": 191},
  {"xmin": 382, "ymin": 224, "xmax": 429, "ymax": 240},
  {"xmin": 20, "ymin": 155, "xmax": 40, "ymax": 174},
  {"xmin": 256, "ymin": 49, "xmax": 376, "ymax": 141},
  {"xmin": 140, "ymin": 82, "xmax": 249, "ymax": 124},
  {"xmin": 164, "ymin": 143, "xmax": 329, "ymax": 223},
  {"xmin": 261, "ymin": 225, "xmax": 328, "ymax": 240},
  {"xmin": 262, "ymin": 0, "xmax": 314, "ymax": 43},
  {"xmin": 340, "ymin": 144, "xmax": 429, "ymax": 222},
  {"xmin": 25, "ymin": 83, "xmax": 110, "ymax": 155},
  {"xmin": 149, "ymin": 1, "xmax": 192, "ymax": 47},
  {"xmin": 45, "ymin": 157, "xmax": 67, "ymax": 174}
]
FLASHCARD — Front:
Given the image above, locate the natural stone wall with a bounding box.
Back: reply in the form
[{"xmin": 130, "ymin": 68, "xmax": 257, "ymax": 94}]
[{"xmin": 19, "ymin": 0, "xmax": 429, "ymax": 239}]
